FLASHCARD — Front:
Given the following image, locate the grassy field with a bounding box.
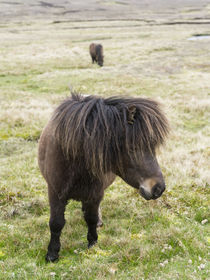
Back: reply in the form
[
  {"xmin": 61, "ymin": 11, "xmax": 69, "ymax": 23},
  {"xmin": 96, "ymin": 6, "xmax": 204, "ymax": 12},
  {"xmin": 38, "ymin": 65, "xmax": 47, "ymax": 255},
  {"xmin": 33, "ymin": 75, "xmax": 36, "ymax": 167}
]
[{"xmin": 0, "ymin": 5, "xmax": 210, "ymax": 279}]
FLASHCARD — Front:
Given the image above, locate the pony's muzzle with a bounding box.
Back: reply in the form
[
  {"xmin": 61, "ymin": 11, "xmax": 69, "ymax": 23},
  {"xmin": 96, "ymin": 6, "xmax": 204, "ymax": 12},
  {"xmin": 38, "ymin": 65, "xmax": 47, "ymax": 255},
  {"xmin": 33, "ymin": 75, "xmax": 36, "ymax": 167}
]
[{"xmin": 139, "ymin": 179, "xmax": 165, "ymax": 200}]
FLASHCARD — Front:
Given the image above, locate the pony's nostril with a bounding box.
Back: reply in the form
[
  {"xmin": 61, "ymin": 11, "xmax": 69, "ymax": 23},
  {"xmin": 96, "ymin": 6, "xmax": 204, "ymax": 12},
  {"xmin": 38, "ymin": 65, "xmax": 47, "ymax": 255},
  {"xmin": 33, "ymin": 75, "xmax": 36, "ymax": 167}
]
[{"xmin": 153, "ymin": 183, "xmax": 165, "ymax": 198}]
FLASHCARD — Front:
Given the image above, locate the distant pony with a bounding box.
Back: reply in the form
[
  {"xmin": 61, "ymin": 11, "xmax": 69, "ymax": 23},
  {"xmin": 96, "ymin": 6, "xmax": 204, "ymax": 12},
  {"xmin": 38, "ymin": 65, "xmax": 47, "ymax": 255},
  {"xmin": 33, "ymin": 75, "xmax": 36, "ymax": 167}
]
[
  {"xmin": 89, "ymin": 43, "xmax": 104, "ymax": 66},
  {"xmin": 38, "ymin": 93, "xmax": 169, "ymax": 262}
]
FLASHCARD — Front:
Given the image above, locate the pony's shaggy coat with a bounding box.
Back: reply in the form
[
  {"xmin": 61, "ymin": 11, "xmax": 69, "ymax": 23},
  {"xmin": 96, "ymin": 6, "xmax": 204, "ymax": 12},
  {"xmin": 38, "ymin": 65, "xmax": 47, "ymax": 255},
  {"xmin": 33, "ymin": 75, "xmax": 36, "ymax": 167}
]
[{"xmin": 52, "ymin": 94, "xmax": 169, "ymax": 179}]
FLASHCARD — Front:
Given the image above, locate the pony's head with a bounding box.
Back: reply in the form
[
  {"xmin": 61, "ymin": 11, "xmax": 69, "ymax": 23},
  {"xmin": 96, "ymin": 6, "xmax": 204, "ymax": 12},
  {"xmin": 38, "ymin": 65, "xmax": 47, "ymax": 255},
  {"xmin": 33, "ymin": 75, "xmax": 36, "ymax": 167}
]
[
  {"xmin": 97, "ymin": 52, "xmax": 103, "ymax": 67},
  {"xmin": 96, "ymin": 44, "xmax": 103, "ymax": 67},
  {"xmin": 107, "ymin": 99, "xmax": 169, "ymax": 200}
]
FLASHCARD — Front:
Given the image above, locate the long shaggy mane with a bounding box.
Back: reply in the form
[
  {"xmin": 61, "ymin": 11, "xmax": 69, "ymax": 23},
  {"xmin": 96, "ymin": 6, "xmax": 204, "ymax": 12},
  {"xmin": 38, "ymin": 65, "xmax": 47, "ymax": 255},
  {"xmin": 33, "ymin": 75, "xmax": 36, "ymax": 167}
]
[{"xmin": 52, "ymin": 93, "xmax": 169, "ymax": 178}]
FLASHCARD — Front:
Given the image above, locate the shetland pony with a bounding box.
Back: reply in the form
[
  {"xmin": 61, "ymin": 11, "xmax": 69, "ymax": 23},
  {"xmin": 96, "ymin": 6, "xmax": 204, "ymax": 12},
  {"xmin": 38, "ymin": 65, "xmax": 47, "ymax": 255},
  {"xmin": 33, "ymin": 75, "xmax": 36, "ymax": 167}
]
[
  {"xmin": 89, "ymin": 43, "xmax": 104, "ymax": 66},
  {"xmin": 38, "ymin": 93, "xmax": 169, "ymax": 262}
]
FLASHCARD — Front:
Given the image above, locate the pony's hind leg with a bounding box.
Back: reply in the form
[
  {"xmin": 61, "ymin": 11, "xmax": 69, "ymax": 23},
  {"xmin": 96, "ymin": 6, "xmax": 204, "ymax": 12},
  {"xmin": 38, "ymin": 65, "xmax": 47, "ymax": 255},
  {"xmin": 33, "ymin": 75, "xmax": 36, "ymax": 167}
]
[
  {"xmin": 82, "ymin": 200, "xmax": 101, "ymax": 248},
  {"xmin": 82, "ymin": 205, "xmax": 103, "ymax": 228},
  {"xmin": 46, "ymin": 187, "xmax": 67, "ymax": 262}
]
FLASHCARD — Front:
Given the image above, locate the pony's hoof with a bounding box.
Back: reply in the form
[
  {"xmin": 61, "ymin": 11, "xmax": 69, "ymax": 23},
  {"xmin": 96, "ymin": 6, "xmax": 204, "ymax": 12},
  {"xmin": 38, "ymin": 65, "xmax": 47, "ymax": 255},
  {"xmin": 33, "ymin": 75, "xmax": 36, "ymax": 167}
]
[
  {"xmin": 88, "ymin": 241, "xmax": 97, "ymax": 249},
  {"xmin": 45, "ymin": 253, "xmax": 59, "ymax": 262}
]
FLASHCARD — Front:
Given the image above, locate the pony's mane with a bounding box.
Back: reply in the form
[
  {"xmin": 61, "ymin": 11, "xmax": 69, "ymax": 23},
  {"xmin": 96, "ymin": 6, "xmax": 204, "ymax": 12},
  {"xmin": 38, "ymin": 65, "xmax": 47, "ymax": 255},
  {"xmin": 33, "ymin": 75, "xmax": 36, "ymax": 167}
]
[{"xmin": 52, "ymin": 93, "xmax": 169, "ymax": 178}]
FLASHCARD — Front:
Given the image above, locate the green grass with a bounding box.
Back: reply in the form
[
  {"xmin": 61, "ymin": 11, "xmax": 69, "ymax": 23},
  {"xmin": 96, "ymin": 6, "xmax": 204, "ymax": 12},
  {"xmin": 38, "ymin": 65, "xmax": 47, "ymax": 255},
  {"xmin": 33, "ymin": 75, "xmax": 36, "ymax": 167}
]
[{"xmin": 0, "ymin": 16, "xmax": 209, "ymax": 280}]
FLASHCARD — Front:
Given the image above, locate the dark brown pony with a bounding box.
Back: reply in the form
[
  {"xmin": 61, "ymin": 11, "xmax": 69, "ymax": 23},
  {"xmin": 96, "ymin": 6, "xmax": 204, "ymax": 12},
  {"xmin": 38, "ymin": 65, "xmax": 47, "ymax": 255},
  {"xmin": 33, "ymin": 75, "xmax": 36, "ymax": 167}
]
[
  {"xmin": 38, "ymin": 93, "xmax": 169, "ymax": 262},
  {"xmin": 89, "ymin": 43, "xmax": 104, "ymax": 66}
]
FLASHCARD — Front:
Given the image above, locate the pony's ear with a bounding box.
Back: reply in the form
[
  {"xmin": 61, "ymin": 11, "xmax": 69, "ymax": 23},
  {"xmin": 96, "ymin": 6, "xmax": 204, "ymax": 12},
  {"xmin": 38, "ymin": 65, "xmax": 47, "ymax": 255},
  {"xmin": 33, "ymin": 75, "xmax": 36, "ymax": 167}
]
[{"xmin": 127, "ymin": 105, "xmax": 136, "ymax": 125}]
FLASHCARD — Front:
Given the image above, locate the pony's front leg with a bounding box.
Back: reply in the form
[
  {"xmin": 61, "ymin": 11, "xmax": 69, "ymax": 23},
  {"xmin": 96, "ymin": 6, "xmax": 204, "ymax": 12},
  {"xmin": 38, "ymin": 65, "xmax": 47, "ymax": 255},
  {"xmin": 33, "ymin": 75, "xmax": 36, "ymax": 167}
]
[
  {"xmin": 82, "ymin": 200, "xmax": 101, "ymax": 248},
  {"xmin": 46, "ymin": 187, "xmax": 67, "ymax": 262}
]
